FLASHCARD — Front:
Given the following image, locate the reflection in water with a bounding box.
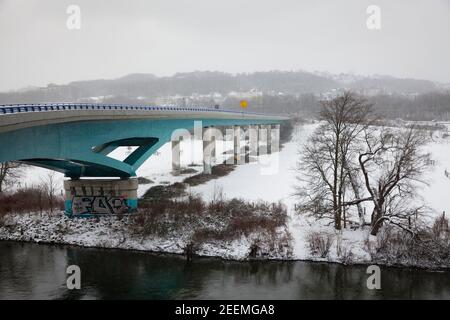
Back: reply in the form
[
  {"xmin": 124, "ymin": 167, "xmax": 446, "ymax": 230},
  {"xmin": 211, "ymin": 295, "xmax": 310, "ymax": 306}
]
[{"xmin": 0, "ymin": 241, "xmax": 448, "ymax": 300}]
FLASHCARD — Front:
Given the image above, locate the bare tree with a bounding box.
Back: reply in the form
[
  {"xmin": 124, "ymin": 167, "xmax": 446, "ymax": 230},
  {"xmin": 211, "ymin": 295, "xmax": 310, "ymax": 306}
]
[
  {"xmin": 343, "ymin": 158, "xmax": 366, "ymax": 226},
  {"xmin": 41, "ymin": 172, "xmax": 60, "ymax": 214},
  {"xmin": 296, "ymin": 92, "xmax": 372, "ymax": 230},
  {"xmin": 357, "ymin": 126, "xmax": 430, "ymax": 235},
  {"xmin": 0, "ymin": 162, "xmax": 23, "ymax": 193}
]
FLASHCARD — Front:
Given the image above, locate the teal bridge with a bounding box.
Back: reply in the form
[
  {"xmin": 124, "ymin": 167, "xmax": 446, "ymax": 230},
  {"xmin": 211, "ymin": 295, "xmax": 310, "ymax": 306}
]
[{"xmin": 0, "ymin": 103, "xmax": 287, "ymax": 216}]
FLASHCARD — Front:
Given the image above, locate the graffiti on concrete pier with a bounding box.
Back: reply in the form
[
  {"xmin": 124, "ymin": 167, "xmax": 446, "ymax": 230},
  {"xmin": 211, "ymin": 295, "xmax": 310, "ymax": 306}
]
[{"xmin": 71, "ymin": 196, "xmax": 130, "ymax": 215}]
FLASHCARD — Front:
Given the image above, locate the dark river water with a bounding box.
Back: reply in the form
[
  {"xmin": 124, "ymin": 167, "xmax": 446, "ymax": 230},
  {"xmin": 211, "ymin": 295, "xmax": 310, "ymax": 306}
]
[{"xmin": 0, "ymin": 241, "xmax": 448, "ymax": 300}]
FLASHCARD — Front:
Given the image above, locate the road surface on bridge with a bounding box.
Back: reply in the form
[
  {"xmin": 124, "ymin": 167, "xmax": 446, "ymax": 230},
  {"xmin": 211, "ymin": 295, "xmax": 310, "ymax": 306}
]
[{"xmin": 0, "ymin": 103, "xmax": 287, "ymax": 133}]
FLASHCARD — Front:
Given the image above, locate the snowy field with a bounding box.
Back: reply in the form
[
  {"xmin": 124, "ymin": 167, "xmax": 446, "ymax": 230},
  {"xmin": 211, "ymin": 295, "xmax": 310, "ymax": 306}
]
[{"xmin": 10, "ymin": 122, "xmax": 450, "ymax": 263}]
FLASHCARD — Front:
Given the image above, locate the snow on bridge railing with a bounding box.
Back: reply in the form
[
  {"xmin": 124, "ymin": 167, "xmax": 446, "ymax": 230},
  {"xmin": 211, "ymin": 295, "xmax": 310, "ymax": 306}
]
[{"xmin": 0, "ymin": 103, "xmax": 273, "ymax": 117}]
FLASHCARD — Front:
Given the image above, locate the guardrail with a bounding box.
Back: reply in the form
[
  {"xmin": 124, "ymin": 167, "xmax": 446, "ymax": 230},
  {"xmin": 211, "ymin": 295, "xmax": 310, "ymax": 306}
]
[{"xmin": 0, "ymin": 103, "xmax": 270, "ymax": 116}]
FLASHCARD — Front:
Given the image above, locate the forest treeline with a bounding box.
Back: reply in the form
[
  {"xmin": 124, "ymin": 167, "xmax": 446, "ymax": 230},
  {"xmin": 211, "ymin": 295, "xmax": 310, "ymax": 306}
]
[{"xmin": 224, "ymin": 91, "xmax": 450, "ymax": 121}]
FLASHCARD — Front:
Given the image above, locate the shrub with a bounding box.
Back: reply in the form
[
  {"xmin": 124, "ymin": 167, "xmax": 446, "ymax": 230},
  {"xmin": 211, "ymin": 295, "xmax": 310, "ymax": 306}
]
[
  {"xmin": 248, "ymin": 242, "xmax": 260, "ymax": 258},
  {"xmin": 0, "ymin": 187, "xmax": 64, "ymax": 216},
  {"xmin": 183, "ymin": 164, "xmax": 235, "ymax": 186},
  {"xmin": 337, "ymin": 245, "xmax": 354, "ymax": 264},
  {"xmin": 137, "ymin": 177, "xmax": 154, "ymax": 184},
  {"xmin": 365, "ymin": 221, "xmax": 450, "ymax": 268},
  {"xmin": 183, "ymin": 241, "xmax": 199, "ymax": 261},
  {"xmin": 432, "ymin": 213, "xmax": 449, "ymax": 240},
  {"xmin": 131, "ymin": 195, "xmax": 291, "ymax": 258},
  {"xmin": 306, "ymin": 231, "xmax": 334, "ymax": 258},
  {"xmin": 141, "ymin": 182, "xmax": 186, "ymax": 200},
  {"xmin": 179, "ymin": 168, "xmax": 198, "ymax": 175}
]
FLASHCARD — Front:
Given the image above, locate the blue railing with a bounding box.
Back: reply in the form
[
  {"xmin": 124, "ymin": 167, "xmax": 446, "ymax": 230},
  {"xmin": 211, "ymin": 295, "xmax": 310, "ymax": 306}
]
[{"xmin": 0, "ymin": 103, "xmax": 269, "ymax": 116}]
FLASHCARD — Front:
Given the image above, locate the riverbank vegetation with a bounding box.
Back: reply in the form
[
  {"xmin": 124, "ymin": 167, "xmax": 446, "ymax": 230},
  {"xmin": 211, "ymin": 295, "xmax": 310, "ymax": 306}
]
[
  {"xmin": 364, "ymin": 215, "xmax": 449, "ymax": 268},
  {"xmin": 0, "ymin": 189, "xmax": 293, "ymax": 260},
  {"xmin": 131, "ymin": 195, "xmax": 292, "ymax": 259},
  {"xmin": 296, "ymin": 91, "xmax": 449, "ymax": 268},
  {"xmin": 296, "ymin": 91, "xmax": 431, "ymax": 235},
  {"xmin": 0, "ymin": 173, "xmax": 64, "ymax": 217},
  {"xmin": 304, "ymin": 214, "xmax": 449, "ymax": 268}
]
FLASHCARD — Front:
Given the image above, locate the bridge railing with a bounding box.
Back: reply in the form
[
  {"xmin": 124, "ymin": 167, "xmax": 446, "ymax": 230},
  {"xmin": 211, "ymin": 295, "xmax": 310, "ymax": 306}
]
[{"xmin": 0, "ymin": 103, "xmax": 270, "ymax": 116}]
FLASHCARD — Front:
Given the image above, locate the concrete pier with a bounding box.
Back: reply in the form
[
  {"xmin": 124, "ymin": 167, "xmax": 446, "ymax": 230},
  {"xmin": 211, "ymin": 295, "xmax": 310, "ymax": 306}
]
[
  {"xmin": 171, "ymin": 137, "xmax": 182, "ymax": 175},
  {"xmin": 63, "ymin": 178, "xmax": 138, "ymax": 216},
  {"xmin": 248, "ymin": 125, "xmax": 258, "ymax": 161},
  {"xmin": 258, "ymin": 125, "xmax": 268, "ymax": 156},
  {"xmin": 271, "ymin": 124, "xmax": 280, "ymax": 154},
  {"xmin": 224, "ymin": 127, "xmax": 235, "ymax": 165},
  {"xmin": 203, "ymin": 127, "xmax": 216, "ymax": 174},
  {"xmin": 266, "ymin": 124, "xmax": 272, "ymax": 154},
  {"xmin": 234, "ymin": 125, "xmax": 242, "ymax": 165}
]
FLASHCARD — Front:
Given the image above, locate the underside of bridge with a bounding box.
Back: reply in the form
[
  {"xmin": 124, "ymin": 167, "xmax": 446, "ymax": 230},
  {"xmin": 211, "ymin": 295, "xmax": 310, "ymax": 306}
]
[{"xmin": 19, "ymin": 137, "xmax": 160, "ymax": 178}]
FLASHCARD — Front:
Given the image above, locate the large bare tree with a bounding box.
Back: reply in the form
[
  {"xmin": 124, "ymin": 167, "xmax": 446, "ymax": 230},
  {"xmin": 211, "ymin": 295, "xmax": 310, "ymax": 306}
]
[
  {"xmin": 297, "ymin": 92, "xmax": 432, "ymax": 236},
  {"xmin": 296, "ymin": 92, "xmax": 372, "ymax": 230},
  {"xmin": 357, "ymin": 126, "xmax": 430, "ymax": 235}
]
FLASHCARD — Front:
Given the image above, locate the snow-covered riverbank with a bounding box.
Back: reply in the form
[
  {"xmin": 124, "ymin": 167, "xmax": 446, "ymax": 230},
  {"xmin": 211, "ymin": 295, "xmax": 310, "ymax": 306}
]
[{"xmin": 0, "ymin": 212, "xmax": 294, "ymax": 261}]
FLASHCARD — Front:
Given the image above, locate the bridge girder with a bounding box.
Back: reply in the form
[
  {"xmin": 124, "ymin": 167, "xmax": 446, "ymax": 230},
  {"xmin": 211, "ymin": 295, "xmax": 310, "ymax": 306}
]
[{"xmin": 0, "ymin": 118, "xmax": 280, "ymax": 178}]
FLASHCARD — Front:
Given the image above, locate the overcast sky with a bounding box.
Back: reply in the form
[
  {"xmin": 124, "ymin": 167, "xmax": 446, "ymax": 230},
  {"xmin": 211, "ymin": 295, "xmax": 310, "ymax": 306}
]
[{"xmin": 0, "ymin": 0, "xmax": 449, "ymax": 91}]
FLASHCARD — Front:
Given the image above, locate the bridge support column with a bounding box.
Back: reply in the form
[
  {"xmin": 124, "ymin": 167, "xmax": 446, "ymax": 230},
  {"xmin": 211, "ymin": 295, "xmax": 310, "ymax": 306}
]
[
  {"xmin": 271, "ymin": 124, "xmax": 280, "ymax": 154},
  {"xmin": 266, "ymin": 125, "xmax": 272, "ymax": 154},
  {"xmin": 233, "ymin": 125, "xmax": 242, "ymax": 165},
  {"xmin": 248, "ymin": 125, "xmax": 258, "ymax": 162},
  {"xmin": 172, "ymin": 137, "xmax": 182, "ymax": 176},
  {"xmin": 63, "ymin": 178, "xmax": 138, "ymax": 217},
  {"xmin": 203, "ymin": 128, "xmax": 216, "ymax": 175},
  {"xmin": 258, "ymin": 125, "xmax": 267, "ymax": 156},
  {"xmin": 244, "ymin": 126, "xmax": 250, "ymax": 163}
]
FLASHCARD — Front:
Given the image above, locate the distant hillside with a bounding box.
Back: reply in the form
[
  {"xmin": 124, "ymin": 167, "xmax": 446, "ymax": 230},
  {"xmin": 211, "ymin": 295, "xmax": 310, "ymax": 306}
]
[
  {"xmin": 0, "ymin": 71, "xmax": 339, "ymax": 104},
  {"xmin": 0, "ymin": 70, "xmax": 442, "ymax": 105}
]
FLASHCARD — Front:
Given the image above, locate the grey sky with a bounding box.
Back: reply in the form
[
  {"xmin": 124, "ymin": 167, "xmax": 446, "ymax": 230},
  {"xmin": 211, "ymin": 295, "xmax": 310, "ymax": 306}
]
[{"xmin": 0, "ymin": 0, "xmax": 449, "ymax": 91}]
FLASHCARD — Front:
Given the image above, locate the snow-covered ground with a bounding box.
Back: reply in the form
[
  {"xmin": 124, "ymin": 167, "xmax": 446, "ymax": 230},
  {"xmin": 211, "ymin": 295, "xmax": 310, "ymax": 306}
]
[{"xmin": 4, "ymin": 122, "xmax": 450, "ymax": 264}]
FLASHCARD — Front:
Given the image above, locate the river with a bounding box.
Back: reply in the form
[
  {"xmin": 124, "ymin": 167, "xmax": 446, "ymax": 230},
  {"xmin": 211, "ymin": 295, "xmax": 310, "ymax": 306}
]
[{"xmin": 0, "ymin": 241, "xmax": 448, "ymax": 299}]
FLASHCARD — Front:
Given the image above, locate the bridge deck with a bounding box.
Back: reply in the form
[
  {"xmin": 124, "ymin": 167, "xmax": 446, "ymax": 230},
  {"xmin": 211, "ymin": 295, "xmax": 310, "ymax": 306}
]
[
  {"xmin": 0, "ymin": 103, "xmax": 287, "ymax": 133},
  {"xmin": 0, "ymin": 103, "xmax": 287, "ymax": 177}
]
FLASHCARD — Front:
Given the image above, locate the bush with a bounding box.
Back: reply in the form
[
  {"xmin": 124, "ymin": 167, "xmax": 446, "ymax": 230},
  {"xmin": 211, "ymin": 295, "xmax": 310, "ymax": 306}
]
[
  {"xmin": 179, "ymin": 168, "xmax": 198, "ymax": 175},
  {"xmin": 131, "ymin": 196, "xmax": 291, "ymax": 257},
  {"xmin": 306, "ymin": 231, "xmax": 334, "ymax": 258},
  {"xmin": 131, "ymin": 195, "xmax": 206, "ymax": 237},
  {"xmin": 337, "ymin": 244, "xmax": 354, "ymax": 264},
  {"xmin": 432, "ymin": 213, "xmax": 449, "ymax": 240},
  {"xmin": 365, "ymin": 220, "xmax": 450, "ymax": 268},
  {"xmin": 183, "ymin": 164, "xmax": 235, "ymax": 186},
  {"xmin": 183, "ymin": 241, "xmax": 199, "ymax": 261},
  {"xmin": 137, "ymin": 177, "xmax": 154, "ymax": 184},
  {"xmin": 141, "ymin": 182, "xmax": 186, "ymax": 200},
  {"xmin": 0, "ymin": 187, "xmax": 64, "ymax": 216}
]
